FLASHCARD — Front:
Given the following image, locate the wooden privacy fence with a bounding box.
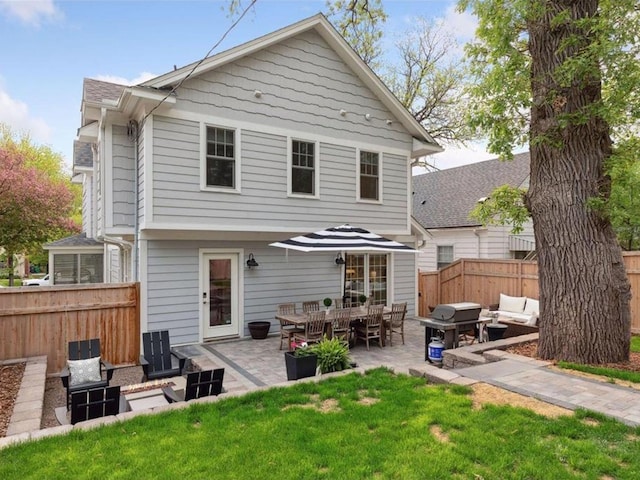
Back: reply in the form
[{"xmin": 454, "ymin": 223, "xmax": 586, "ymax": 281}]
[
  {"xmin": 419, "ymin": 253, "xmax": 640, "ymax": 334},
  {"xmin": 0, "ymin": 283, "xmax": 140, "ymax": 374}
]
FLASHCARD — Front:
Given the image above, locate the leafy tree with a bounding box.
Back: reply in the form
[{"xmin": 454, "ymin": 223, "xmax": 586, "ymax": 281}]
[
  {"xmin": 0, "ymin": 146, "xmax": 79, "ymax": 285},
  {"xmin": 461, "ymin": 0, "xmax": 640, "ymax": 363},
  {"xmin": 324, "ymin": 0, "xmax": 387, "ymax": 69}
]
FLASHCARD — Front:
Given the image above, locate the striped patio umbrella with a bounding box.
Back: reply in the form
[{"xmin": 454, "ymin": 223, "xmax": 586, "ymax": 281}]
[{"xmin": 269, "ymin": 224, "xmax": 418, "ymax": 253}]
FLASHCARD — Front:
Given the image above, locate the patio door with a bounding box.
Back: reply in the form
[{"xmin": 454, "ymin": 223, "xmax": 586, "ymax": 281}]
[{"xmin": 202, "ymin": 253, "xmax": 240, "ymax": 339}]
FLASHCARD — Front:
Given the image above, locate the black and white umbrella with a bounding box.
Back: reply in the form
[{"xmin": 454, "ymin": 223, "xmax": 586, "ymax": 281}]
[
  {"xmin": 269, "ymin": 224, "xmax": 417, "ymax": 253},
  {"xmin": 270, "ymin": 225, "xmax": 417, "ymax": 303}
]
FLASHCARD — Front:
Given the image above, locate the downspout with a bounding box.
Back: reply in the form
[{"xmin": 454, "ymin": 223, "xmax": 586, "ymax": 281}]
[
  {"xmin": 473, "ymin": 228, "xmax": 481, "ymax": 258},
  {"xmin": 128, "ymin": 120, "xmax": 140, "ymax": 282},
  {"xmin": 98, "ymin": 236, "xmax": 134, "ymax": 282}
]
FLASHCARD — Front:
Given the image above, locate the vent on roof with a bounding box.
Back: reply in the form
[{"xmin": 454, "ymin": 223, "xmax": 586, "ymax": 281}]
[{"xmin": 421, "ymin": 200, "xmax": 426, "ymax": 205}]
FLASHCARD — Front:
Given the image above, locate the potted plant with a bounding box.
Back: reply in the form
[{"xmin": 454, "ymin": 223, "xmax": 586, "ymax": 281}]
[
  {"xmin": 323, "ymin": 297, "xmax": 332, "ymax": 311},
  {"xmin": 309, "ymin": 336, "xmax": 352, "ymax": 374},
  {"xmin": 248, "ymin": 321, "xmax": 271, "ymax": 339},
  {"xmin": 358, "ymin": 294, "xmax": 367, "ymax": 306},
  {"xmin": 284, "ymin": 341, "xmax": 318, "ymax": 380}
]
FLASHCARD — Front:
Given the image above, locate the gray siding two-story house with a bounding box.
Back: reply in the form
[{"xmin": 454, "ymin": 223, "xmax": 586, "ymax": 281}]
[{"xmin": 72, "ymin": 14, "xmax": 441, "ymax": 344}]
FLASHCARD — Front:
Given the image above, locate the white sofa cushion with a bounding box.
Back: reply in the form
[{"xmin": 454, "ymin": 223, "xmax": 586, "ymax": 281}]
[
  {"xmin": 523, "ymin": 298, "xmax": 539, "ymax": 315},
  {"xmin": 498, "ymin": 294, "xmax": 527, "ymax": 313}
]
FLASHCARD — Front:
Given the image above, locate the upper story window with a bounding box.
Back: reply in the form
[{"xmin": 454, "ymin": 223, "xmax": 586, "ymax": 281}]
[
  {"xmin": 205, "ymin": 126, "xmax": 236, "ymax": 189},
  {"xmin": 359, "ymin": 150, "xmax": 380, "ymax": 202},
  {"xmin": 289, "ymin": 139, "xmax": 319, "ymax": 198},
  {"xmin": 437, "ymin": 245, "xmax": 454, "ymax": 269}
]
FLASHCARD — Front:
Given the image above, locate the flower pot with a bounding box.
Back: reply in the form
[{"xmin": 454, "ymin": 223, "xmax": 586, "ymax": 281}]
[
  {"xmin": 284, "ymin": 352, "xmax": 318, "ymax": 380},
  {"xmin": 248, "ymin": 321, "xmax": 271, "ymax": 339}
]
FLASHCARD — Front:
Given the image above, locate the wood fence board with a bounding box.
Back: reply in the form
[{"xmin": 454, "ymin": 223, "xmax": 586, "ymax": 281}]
[
  {"xmin": 420, "ymin": 255, "xmax": 640, "ymax": 334},
  {"xmin": 0, "ymin": 283, "xmax": 140, "ymax": 373}
]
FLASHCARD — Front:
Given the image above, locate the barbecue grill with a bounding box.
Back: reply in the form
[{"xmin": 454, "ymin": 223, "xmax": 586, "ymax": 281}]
[{"xmin": 428, "ymin": 302, "xmax": 482, "ymax": 323}]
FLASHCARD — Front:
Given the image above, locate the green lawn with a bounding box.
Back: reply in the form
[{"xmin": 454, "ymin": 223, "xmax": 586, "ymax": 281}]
[
  {"xmin": 1, "ymin": 368, "xmax": 639, "ymax": 479},
  {"xmin": 558, "ymin": 335, "xmax": 640, "ymax": 383}
]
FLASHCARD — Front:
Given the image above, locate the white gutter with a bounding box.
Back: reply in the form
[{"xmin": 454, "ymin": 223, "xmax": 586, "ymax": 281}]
[{"xmin": 98, "ymin": 236, "xmax": 134, "ymax": 282}]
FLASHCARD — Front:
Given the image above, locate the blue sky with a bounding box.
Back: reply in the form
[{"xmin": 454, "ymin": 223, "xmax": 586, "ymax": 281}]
[{"xmin": 0, "ymin": 0, "xmax": 494, "ymax": 172}]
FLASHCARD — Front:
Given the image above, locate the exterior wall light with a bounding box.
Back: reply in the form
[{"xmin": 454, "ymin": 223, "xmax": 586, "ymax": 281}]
[
  {"xmin": 247, "ymin": 253, "xmax": 259, "ymax": 268},
  {"xmin": 335, "ymin": 253, "xmax": 346, "ymax": 265}
]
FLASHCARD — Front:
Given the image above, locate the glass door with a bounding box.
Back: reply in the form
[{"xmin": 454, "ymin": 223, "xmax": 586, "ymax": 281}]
[{"xmin": 203, "ymin": 253, "xmax": 239, "ymax": 338}]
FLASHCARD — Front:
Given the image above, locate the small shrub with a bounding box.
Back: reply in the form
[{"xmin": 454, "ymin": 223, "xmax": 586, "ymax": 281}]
[
  {"xmin": 323, "ymin": 297, "xmax": 332, "ymax": 308},
  {"xmin": 310, "ymin": 336, "xmax": 352, "ymax": 374}
]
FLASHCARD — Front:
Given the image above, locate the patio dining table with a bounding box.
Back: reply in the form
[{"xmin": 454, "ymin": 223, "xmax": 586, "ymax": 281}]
[{"xmin": 276, "ymin": 305, "xmax": 392, "ymax": 350}]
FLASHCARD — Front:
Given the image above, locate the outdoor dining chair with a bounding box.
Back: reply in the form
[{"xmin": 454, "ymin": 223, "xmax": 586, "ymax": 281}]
[
  {"xmin": 292, "ymin": 310, "xmax": 326, "ymax": 345},
  {"xmin": 385, "ymin": 302, "xmax": 407, "ymax": 346},
  {"xmin": 333, "ymin": 298, "xmax": 344, "ymax": 309},
  {"xmin": 331, "ymin": 307, "xmax": 352, "ymax": 346},
  {"xmin": 140, "ymin": 330, "xmax": 188, "ymax": 382},
  {"xmin": 354, "ymin": 304, "xmax": 384, "ymax": 350},
  {"xmin": 60, "ymin": 338, "xmax": 115, "ymax": 410},
  {"xmin": 302, "ymin": 300, "xmax": 320, "ymax": 313},
  {"xmin": 277, "ymin": 303, "xmax": 304, "ymax": 350}
]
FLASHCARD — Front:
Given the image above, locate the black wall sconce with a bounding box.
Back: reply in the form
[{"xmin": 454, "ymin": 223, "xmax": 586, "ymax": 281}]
[
  {"xmin": 247, "ymin": 253, "xmax": 259, "ymax": 268},
  {"xmin": 335, "ymin": 253, "xmax": 345, "ymax": 265}
]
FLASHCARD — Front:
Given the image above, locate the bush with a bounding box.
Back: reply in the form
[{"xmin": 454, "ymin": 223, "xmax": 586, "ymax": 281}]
[{"xmin": 310, "ymin": 336, "xmax": 352, "ymax": 374}]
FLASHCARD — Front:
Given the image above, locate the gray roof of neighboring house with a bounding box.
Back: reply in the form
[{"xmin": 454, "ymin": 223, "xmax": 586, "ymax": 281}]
[
  {"xmin": 83, "ymin": 78, "xmax": 126, "ymax": 104},
  {"xmin": 45, "ymin": 233, "xmax": 103, "ymax": 248},
  {"xmin": 412, "ymin": 152, "xmax": 531, "ymax": 229},
  {"xmin": 73, "ymin": 141, "xmax": 93, "ymax": 169}
]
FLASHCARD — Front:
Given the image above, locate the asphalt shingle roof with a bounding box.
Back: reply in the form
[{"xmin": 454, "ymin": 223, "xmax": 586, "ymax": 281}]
[
  {"xmin": 83, "ymin": 78, "xmax": 126, "ymax": 104},
  {"xmin": 73, "ymin": 141, "xmax": 93, "ymax": 168},
  {"xmin": 412, "ymin": 152, "xmax": 530, "ymax": 229},
  {"xmin": 45, "ymin": 233, "xmax": 103, "ymax": 248}
]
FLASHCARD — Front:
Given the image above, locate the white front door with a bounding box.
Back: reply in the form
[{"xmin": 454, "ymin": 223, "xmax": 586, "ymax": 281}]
[{"xmin": 202, "ymin": 253, "xmax": 240, "ymax": 339}]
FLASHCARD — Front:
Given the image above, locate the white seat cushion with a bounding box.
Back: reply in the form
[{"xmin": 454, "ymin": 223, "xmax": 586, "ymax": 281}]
[
  {"xmin": 498, "ymin": 294, "xmax": 527, "ymax": 313},
  {"xmin": 523, "ymin": 298, "xmax": 539, "ymax": 315}
]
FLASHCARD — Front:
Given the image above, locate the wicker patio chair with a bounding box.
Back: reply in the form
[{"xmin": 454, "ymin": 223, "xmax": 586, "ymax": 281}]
[
  {"xmin": 354, "ymin": 304, "xmax": 384, "ymax": 350},
  {"xmin": 385, "ymin": 302, "xmax": 407, "ymax": 346},
  {"xmin": 292, "ymin": 310, "xmax": 326, "ymax": 345},
  {"xmin": 278, "ymin": 303, "xmax": 304, "ymax": 350}
]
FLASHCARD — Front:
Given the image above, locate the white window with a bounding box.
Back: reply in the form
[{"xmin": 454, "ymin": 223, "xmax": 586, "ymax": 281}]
[
  {"xmin": 52, "ymin": 253, "xmax": 103, "ymax": 285},
  {"xmin": 437, "ymin": 245, "xmax": 454, "ymax": 269},
  {"xmin": 288, "ymin": 138, "xmax": 319, "ymax": 197},
  {"xmin": 358, "ymin": 150, "xmax": 382, "ymax": 202},
  {"xmin": 203, "ymin": 125, "xmax": 240, "ymax": 192},
  {"xmin": 344, "ymin": 253, "xmax": 388, "ymax": 306}
]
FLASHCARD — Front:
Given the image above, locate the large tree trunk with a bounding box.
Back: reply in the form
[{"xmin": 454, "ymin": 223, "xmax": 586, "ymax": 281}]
[{"xmin": 527, "ymin": 0, "xmax": 631, "ymax": 363}]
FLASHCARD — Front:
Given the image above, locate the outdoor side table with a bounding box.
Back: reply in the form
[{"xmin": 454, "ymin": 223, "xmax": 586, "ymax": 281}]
[{"xmin": 486, "ymin": 323, "xmax": 508, "ymax": 341}]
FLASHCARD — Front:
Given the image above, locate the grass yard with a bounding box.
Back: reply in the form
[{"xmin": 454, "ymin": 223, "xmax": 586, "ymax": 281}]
[
  {"xmin": 558, "ymin": 335, "xmax": 640, "ymax": 383},
  {"xmin": 1, "ymin": 368, "xmax": 640, "ymax": 479}
]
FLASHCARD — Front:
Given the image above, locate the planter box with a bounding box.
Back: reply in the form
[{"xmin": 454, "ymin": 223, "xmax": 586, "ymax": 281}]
[{"xmin": 284, "ymin": 352, "xmax": 318, "ymax": 381}]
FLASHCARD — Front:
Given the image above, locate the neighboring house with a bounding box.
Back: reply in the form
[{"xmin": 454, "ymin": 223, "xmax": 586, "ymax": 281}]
[
  {"xmin": 67, "ymin": 14, "xmax": 442, "ymax": 344},
  {"xmin": 413, "ymin": 152, "xmax": 534, "ymax": 272}
]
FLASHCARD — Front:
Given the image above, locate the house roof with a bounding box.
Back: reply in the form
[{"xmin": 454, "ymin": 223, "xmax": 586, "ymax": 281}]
[
  {"xmin": 412, "ymin": 152, "xmax": 531, "ymax": 229},
  {"xmin": 45, "ymin": 233, "xmax": 103, "ymax": 249},
  {"xmin": 137, "ymin": 13, "xmax": 440, "ymax": 152},
  {"xmin": 83, "ymin": 78, "xmax": 126, "ymax": 105},
  {"xmin": 73, "ymin": 141, "xmax": 93, "ymax": 169}
]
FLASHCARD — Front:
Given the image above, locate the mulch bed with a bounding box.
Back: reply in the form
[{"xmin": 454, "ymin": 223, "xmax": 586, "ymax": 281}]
[{"xmin": 0, "ymin": 363, "xmax": 25, "ymax": 437}]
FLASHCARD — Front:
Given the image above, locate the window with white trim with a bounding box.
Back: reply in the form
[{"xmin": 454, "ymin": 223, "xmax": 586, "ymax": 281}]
[
  {"xmin": 437, "ymin": 245, "xmax": 454, "ymax": 269},
  {"xmin": 291, "ymin": 140, "xmax": 315, "ymax": 195},
  {"xmin": 359, "ymin": 150, "xmax": 379, "ymax": 200},
  {"xmin": 205, "ymin": 126, "xmax": 235, "ymax": 188},
  {"xmin": 345, "ymin": 253, "xmax": 388, "ymax": 306}
]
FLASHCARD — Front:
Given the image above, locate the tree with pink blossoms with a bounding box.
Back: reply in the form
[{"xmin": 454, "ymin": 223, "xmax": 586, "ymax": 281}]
[{"xmin": 0, "ymin": 147, "xmax": 79, "ymax": 285}]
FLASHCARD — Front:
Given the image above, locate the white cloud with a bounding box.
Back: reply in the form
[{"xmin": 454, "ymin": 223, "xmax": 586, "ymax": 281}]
[
  {"xmin": 0, "ymin": 0, "xmax": 62, "ymax": 26},
  {"xmin": 0, "ymin": 85, "xmax": 52, "ymax": 143},
  {"xmin": 93, "ymin": 72, "xmax": 158, "ymax": 86},
  {"xmin": 440, "ymin": 3, "xmax": 478, "ymax": 44}
]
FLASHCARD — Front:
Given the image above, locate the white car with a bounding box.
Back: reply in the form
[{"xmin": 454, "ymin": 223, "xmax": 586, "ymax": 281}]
[{"xmin": 23, "ymin": 274, "xmax": 50, "ymax": 286}]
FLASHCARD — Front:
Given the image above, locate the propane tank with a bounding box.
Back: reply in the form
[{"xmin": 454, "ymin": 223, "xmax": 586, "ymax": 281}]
[{"xmin": 428, "ymin": 337, "xmax": 444, "ymax": 364}]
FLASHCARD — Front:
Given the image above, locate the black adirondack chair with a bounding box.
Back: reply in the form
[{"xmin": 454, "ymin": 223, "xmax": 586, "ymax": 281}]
[
  {"xmin": 140, "ymin": 330, "xmax": 187, "ymax": 382},
  {"xmin": 70, "ymin": 386, "xmax": 127, "ymax": 425},
  {"xmin": 60, "ymin": 338, "xmax": 115, "ymax": 409},
  {"xmin": 162, "ymin": 368, "xmax": 225, "ymax": 403}
]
